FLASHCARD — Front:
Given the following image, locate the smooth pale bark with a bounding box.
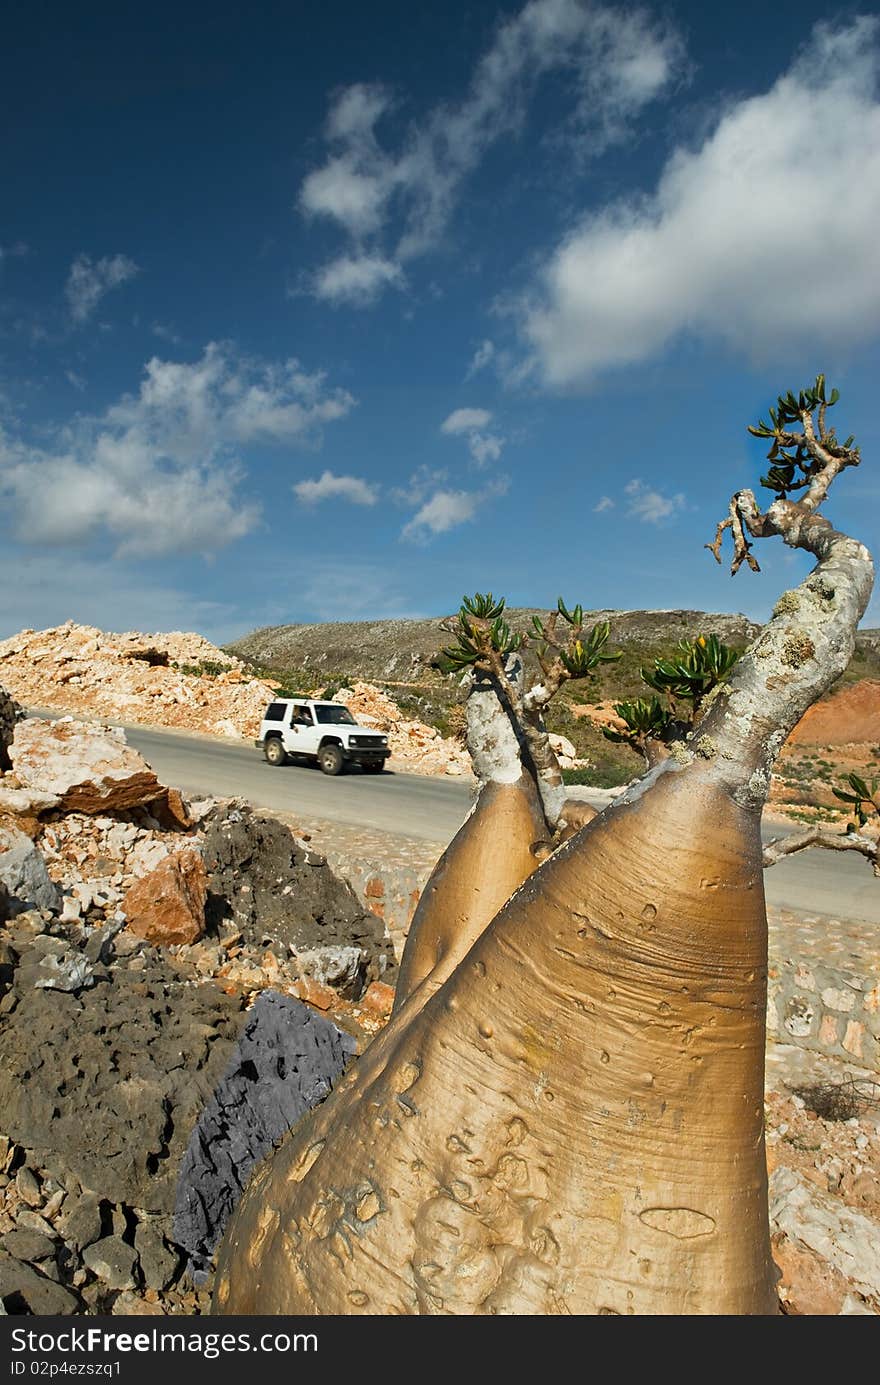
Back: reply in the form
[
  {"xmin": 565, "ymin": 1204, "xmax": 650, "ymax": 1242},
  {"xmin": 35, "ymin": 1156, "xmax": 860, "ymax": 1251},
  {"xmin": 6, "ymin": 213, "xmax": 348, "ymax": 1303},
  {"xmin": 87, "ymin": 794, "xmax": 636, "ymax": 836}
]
[{"xmin": 214, "ymin": 499, "xmax": 873, "ymax": 1316}]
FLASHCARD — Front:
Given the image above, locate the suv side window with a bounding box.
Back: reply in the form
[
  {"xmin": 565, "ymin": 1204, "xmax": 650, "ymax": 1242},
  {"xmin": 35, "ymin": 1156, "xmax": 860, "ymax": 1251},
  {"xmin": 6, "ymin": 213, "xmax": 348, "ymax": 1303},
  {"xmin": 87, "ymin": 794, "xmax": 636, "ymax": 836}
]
[
  {"xmin": 264, "ymin": 702, "xmax": 286, "ymax": 721},
  {"xmin": 292, "ymin": 705, "xmax": 314, "ymax": 725}
]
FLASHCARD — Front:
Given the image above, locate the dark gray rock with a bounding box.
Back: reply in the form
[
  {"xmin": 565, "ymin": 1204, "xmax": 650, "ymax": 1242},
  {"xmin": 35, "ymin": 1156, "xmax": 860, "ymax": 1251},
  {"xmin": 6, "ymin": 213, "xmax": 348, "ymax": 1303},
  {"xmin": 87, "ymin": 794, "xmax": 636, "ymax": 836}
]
[
  {"xmin": 82, "ymin": 1235, "xmax": 138, "ymax": 1290},
  {"xmin": 0, "ymin": 1228, "xmax": 56, "ymax": 1263},
  {"xmin": 134, "ymin": 1220, "xmax": 179, "ymax": 1291},
  {"xmin": 59, "ymin": 1194, "xmax": 103, "ymax": 1253},
  {"xmin": 0, "ymin": 949, "xmax": 244, "ymax": 1212},
  {"xmin": 200, "ymin": 804, "xmax": 394, "ymax": 991},
  {"xmin": 0, "ymin": 1249, "xmax": 79, "ymax": 1314},
  {"xmin": 173, "ymin": 989, "xmax": 356, "ymax": 1282},
  {"xmin": 0, "ymin": 830, "xmax": 62, "ymax": 917},
  {"xmin": 0, "ymin": 685, "xmax": 21, "ymax": 772}
]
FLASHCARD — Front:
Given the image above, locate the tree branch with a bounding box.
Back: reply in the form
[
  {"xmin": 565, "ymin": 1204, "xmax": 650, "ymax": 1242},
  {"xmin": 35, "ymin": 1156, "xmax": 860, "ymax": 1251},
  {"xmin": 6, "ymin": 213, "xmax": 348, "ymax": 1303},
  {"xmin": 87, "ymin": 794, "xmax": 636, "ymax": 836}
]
[{"xmin": 763, "ymin": 826, "xmax": 879, "ymax": 874}]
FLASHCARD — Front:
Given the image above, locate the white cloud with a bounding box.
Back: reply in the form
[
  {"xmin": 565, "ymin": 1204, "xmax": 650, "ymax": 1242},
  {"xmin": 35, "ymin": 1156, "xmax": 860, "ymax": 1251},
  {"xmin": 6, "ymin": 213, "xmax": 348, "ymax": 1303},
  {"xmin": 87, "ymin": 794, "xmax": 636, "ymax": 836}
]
[
  {"xmin": 300, "ymin": 0, "xmax": 684, "ymax": 303},
  {"xmin": 521, "ymin": 17, "xmax": 880, "ymax": 386},
  {"xmin": 441, "ymin": 407, "xmax": 493, "ymax": 434},
  {"xmin": 65, "ymin": 253, "xmax": 140, "ymax": 323},
  {"xmin": 441, "ymin": 407, "xmax": 504, "ymax": 467},
  {"xmin": 312, "ymin": 254, "xmax": 404, "ymax": 306},
  {"xmin": 391, "ymin": 465, "xmax": 449, "ymax": 506},
  {"xmin": 401, "ymin": 478, "xmax": 509, "ymax": 542},
  {"xmin": 468, "ymin": 432, "xmax": 503, "ymax": 467},
  {"xmin": 624, "ymin": 479, "xmax": 684, "ymax": 524},
  {"xmin": 0, "ymin": 343, "xmax": 355, "ymax": 557},
  {"xmin": 593, "ymin": 495, "xmax": 614, "ymax": 513},
  {"xmin": 466, "ymin": 339, "xmax": 495, "ymax": 378},
  {"xmin": 293, "ymin": 470, "xmax": 379, "ymax": 506}
]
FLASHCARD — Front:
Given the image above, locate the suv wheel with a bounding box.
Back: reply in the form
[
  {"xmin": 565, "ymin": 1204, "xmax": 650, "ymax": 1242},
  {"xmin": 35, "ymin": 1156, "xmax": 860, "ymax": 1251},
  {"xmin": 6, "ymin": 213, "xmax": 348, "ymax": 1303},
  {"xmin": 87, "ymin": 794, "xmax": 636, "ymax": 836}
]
[
  {"xmin": 364, "ymin": 761, "xmax": 384, "ymax": 773},
  {"xmin": 317, "ymin": 743, "xmax": 344, "ymax": 776},
  {"xmin": 264, "ymin": 737, "xmax": 286, "ymax": 766}
]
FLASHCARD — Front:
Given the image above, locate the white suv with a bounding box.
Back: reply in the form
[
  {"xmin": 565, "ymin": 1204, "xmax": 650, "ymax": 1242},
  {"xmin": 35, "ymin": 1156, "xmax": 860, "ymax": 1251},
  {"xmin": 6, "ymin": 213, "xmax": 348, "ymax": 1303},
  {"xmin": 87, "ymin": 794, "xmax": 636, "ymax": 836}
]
[{"xmin": 255, "ymin": 698, "xmax": 390, "ymax": 775}]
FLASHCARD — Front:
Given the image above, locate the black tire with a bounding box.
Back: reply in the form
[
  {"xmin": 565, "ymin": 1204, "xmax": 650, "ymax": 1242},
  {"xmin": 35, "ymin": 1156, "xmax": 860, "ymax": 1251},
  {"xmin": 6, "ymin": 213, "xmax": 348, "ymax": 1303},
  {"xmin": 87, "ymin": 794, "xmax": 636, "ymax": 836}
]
[
  {"xmin": 364, "ymin": 761, "xmax": 385, "ymax": 773},
  {"xmin": 264, "ymin": 737, "xmax": 286, "ymax": 766},
  {"xmin": 317, "ymin": 743, "xmax": 345, "ymax": 776}
]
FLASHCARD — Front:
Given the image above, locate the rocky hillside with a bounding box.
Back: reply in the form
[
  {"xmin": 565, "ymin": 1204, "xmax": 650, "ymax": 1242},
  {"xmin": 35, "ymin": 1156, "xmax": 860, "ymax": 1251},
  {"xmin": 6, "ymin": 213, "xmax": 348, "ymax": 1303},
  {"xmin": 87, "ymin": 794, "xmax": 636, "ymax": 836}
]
[{"xmin": 229, "ymin": 607, "xmax": 765, "ymax": 686}]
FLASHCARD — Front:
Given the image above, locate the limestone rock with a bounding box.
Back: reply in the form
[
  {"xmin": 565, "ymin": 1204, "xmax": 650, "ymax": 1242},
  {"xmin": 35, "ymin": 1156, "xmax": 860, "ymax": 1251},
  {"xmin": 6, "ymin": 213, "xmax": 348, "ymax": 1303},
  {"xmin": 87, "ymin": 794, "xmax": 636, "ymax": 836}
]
[
  {"xmin": 122, "ymin": 848, "xmax": 207, "ymax": 946},
  {"xmin": 770, "ymin": 1166, "xmax": 880, "ymax": 1311},
  {"xmin": 8, "ymin": 718, "xmax": 165, "ymax": 815},
  {"xmin": 0, "ymin": 826, "xmax": 62, "ymax": 915}
]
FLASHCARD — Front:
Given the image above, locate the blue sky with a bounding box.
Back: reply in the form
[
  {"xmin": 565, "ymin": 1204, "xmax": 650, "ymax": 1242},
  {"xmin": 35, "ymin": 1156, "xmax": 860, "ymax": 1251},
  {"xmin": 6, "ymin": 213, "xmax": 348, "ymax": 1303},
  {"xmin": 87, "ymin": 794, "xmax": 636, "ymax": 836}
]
[{"xmin": 2, "ymin": 0, "xmax": 879, "ymax": 643}]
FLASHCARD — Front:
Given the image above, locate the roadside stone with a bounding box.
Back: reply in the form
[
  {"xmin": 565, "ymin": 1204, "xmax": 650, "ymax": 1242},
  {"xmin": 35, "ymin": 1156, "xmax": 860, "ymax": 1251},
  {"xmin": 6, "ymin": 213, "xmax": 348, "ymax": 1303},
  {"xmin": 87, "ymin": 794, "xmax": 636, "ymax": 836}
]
[
  {"xmin": 122, "ymin": 848, "xmax": 207, "ymax": 947},
  {"xmin": 15, "ymin": 1165, "xmax": 41, "ymax": 1206},
  {"xmin": 134, "ymin": 1222, "xmax": 179, "ymax": 1291},
  {"xmin": 361, "ymin": 980, "xmax": 395, "ymax": 1017},
  {"xmin": 295, "ymin": 944, "xmax": 364, "ymax": 997},
  {"xmin": 112, "ymin": 1291, "xmax": 166, "ymax": 1315},
  {"xmin": 291, "ymin": 976, "xmax": 335, "ymax": 1010},
  {"xmin": 7, "ymin": 718, "xmax": 167, "ymax": 816},
  {"xmin": 0, "ymin": 827, "xmax": 62, "ymax": 916},
  {"xmin": 58, "ymin": 1194, "xmax": 103, "ymax": 1253},
  {"xmin": 0, "ymin": 1249, "xmax": 79, "ymax": 1314},
  {"xmin": 0, "ymin": 685, "xmax": 22, "ymax": 771},
  {"xmin": 82, "ymin": 1235, "xmax": 139, "ymax": 1290},
  {"xmin": 14, "ymin": 1210, "xmax": 56, "ymax": 1238},
  {"xmin": 201, "ymin": 804, "xmax": 393, "ymax": 988},
  {"xmin": 0, "ymin": 1228, "xmax": 56, "ymax": 1263},
  {"xmin": 770, "ymin": 1166, "xmax": 880, "ymax": 1304}
]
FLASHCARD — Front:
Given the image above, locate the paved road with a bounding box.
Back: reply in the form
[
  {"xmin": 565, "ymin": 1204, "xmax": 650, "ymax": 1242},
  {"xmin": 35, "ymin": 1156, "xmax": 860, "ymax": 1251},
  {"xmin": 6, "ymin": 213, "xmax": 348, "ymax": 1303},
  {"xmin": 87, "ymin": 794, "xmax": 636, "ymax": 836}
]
[
  {"xmin": 115, "ymin": 723, "xmax": 880, "ymax": 924},
  {"xmin": 27, "ymin": 713, "xmax": 880, "ymax": 923}
]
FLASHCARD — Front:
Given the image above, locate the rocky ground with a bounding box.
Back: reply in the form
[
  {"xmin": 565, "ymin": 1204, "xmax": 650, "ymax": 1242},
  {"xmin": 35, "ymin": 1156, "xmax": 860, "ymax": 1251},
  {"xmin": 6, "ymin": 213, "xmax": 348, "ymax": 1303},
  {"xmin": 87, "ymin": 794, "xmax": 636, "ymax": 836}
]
[{"xmin": 0, "ymin": 687, "xmax": 878, "ymax": 1315}]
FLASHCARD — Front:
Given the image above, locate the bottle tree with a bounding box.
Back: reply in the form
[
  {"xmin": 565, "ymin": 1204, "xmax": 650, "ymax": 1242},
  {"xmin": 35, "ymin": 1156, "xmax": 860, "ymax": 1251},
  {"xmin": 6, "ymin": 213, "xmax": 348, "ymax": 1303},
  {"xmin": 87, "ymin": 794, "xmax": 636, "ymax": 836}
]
[{"xmin": 214, "ymin": 378, "xmax": 874, "ymax": 1316}]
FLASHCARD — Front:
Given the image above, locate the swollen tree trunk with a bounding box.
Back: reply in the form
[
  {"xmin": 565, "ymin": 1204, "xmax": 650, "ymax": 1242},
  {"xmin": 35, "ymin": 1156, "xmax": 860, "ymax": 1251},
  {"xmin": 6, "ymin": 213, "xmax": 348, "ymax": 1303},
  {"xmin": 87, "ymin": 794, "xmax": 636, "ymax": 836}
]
[
  {"xmin": 214, "ymin": 505, "xmax": 872, "ymax": 1316},
  {"xmin": 393, "ymin": 664, "xmax": 548, "ymax": 1012}
]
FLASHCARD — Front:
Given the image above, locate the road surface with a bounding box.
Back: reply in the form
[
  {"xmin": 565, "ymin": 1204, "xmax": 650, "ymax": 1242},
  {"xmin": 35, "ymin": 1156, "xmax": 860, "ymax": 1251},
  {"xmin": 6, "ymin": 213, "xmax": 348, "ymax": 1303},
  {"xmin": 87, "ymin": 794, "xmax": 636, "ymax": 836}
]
[{"xmin": 26, "ymin": 713, "xmax": 880, "ymax": 923}]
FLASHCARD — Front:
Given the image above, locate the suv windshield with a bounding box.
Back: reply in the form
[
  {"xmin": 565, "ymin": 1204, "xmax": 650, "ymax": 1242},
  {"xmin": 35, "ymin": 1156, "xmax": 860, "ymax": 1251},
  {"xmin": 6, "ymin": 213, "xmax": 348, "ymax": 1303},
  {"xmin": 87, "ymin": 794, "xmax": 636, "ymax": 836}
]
[{"xmin": 314, "ymin": 704, "xmax": 356, "ymax": 725}]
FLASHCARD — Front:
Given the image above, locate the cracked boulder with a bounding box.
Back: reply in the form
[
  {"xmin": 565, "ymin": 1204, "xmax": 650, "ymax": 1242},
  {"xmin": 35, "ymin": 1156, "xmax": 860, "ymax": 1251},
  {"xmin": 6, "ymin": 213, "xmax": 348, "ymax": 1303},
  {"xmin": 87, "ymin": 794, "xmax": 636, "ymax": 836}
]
[
  {"xmin": 173, "ymin": 990, "xmax": 356, "ymax": 1282},
  {"xmin": 3, "ymin": 717, "xmax": 167, "ymax": 816}
]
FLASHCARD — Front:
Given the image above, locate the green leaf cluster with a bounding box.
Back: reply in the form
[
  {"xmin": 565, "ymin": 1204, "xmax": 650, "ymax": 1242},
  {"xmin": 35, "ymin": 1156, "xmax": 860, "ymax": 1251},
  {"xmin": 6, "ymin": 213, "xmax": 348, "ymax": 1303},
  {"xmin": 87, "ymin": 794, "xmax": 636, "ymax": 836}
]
[
  {"xmin": 602, "ymin": 696, "xmax": 673, "ymax": 745},
  {"xmin": 747, "ymin": 376, "xmax": 858, "ymax": 498},
  {"xmin": 602, "ymin": 634, "xmax": 738, "ymax": 749},
  {"xmin": 440, "ymin": 593, "xmax": 523, "ymax": 671},
  {"xmin": 832, "ymin": 772, "xmax": 878, "ymax": 830},
  {"xmin": 640, "ymin": 634, "xmax": 738, "ymax": 704},
  {"xmin": 558, "ymin": 619, "xmax": 622, "ymax": 677}
]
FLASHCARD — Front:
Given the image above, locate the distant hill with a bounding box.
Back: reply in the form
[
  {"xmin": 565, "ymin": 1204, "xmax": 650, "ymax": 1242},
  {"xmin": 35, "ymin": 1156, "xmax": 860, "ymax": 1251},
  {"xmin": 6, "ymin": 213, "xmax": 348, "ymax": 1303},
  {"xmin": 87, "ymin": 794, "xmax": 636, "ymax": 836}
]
[
  {"xmin": 228, "ymin": 607, "xmax": 878, "ymax": 692},
  {"xmin": 228, "ymin": 608, "xmax": 760, "ymax": 683}
]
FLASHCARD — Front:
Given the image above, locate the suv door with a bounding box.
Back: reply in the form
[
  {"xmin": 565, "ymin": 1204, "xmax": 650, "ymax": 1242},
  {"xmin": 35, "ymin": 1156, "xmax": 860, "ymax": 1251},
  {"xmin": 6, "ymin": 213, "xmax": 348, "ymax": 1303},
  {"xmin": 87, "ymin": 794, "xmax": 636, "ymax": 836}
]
[{"xmin": 288, "ymin": 703, "xmax": 320, "ymax": 755}]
